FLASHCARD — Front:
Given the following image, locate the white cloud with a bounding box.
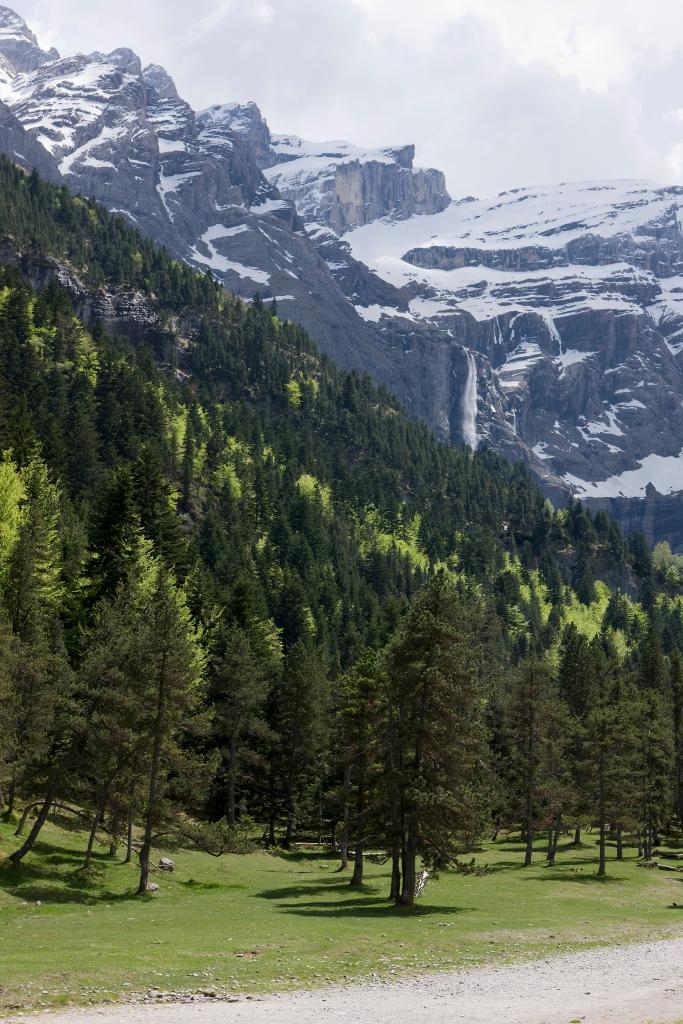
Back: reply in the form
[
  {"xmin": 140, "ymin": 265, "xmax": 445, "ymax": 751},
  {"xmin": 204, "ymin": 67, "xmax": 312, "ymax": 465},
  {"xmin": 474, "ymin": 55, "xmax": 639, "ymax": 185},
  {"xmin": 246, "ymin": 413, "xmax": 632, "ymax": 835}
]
[{"xmin": 11, "ymin": 0, "xmax": 683, "ymax": 196}]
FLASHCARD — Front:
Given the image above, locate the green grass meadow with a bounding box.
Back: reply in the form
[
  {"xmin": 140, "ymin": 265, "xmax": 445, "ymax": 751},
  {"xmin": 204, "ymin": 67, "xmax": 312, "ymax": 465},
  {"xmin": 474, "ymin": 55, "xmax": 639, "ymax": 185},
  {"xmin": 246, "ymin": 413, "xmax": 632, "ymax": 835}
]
[{"xmin": 1, "ymin": 812, "xmax": 682, "ymax": 1013}]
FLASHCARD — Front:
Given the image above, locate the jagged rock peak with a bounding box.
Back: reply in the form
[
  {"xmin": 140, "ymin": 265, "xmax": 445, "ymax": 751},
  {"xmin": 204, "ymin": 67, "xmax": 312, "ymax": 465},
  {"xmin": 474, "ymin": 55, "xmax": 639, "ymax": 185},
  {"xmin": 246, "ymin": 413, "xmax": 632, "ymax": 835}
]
[
  {"xmin": 143, "ymin": 63, "xmax": 178, "ymax": 99},
  {"xmin": 199, "ymin": 99, "xmax": 265, "ymax": 128},
  {"xmin": 198, "ymin": 100, "xmax": 274, "ymax": 168},
  {"xmin": 0, "ymin": 6, "xmax": 59, "ymax": 74},
  {"xmin": 384, "ymin": 144, "xmax": 415, "ymax": 169},
  {"xmin": 94, "ymin": 47, "xmax": 142, "ymax": 76}
]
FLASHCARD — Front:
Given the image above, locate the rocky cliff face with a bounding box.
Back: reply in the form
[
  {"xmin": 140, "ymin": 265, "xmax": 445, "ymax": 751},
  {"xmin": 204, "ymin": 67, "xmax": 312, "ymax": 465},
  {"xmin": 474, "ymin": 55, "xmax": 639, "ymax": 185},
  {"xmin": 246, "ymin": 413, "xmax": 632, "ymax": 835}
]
[
  {"xmin": 0, "ymin": 8, "xmax": 406, "ymax": 394},
  {"xmin": 0, "ymin": 98, "xmax": 61, "ymax": 181},
  {"xmin": 0, "ymin": 6, "xmax": 57, "ymax": 74},
  {"xmin": 264, "ymin": 135, "xmax": 450, "ymax": 233},
  {"xmin": 1, "ymin": 6, "xmax": 683, "ymax": 546}
]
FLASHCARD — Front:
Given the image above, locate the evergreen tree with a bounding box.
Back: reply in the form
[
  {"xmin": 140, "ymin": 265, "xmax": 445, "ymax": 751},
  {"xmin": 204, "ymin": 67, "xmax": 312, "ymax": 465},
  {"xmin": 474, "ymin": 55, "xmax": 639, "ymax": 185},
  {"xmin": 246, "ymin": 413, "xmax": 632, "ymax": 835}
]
[
  {"xmin": 508, "ymin": 658, "xmax": 570, "ymax": 867},
  {"xmin": 334, "ymin": 649, "xmax": 382, "ymax": 887},
  {"xmin": 381, "ymin": 574, "xmax": 491, "ymax": 905},
  {"xmin": 136, "ymin": 566, "xmax": 205, "ymax": 894},
  {"xmin": 77, "ymin": 546, "xmax": 157, "ymax": 869},
  {"xmin": 583, "ymin": 640, "xmax": 639, "ymax": 875},
  {"xmin": 671, "ymin": 651, "xmax": 683, "ymax": 828},
  {"xmin": 270, "ymin": 640, "xmax": 329, "ymax": 848},
  {"xmin": 6, "ymin": 455, "xmax": 63, "ymax": 640},
  {"xmin": 209, "ymin": 624, "xmax": 269, "ymax": 825}
]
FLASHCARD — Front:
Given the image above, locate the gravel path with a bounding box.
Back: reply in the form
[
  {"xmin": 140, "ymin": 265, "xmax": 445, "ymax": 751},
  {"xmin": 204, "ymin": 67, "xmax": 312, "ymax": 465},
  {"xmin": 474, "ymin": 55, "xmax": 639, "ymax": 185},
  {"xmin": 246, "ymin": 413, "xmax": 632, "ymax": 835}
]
[{"xmin": 11, "ymin": 938, "xmax": 683, "ymax": 1024}]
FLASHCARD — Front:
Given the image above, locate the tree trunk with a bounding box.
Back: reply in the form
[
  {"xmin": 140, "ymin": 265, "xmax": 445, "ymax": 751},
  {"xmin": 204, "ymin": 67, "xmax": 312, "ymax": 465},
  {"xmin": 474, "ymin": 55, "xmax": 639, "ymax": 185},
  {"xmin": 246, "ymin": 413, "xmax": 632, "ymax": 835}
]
[
  {"xmin": 227, "ymin": 731, "xmax": 237, "ymax": 827},
  {"xmin": 546, "ymin": 824, "xmax": 555, "ymax": 865},
  {"xmin": 283, "ymin": 816, "xmax": 293, "ymax": 850},
  {"xmin": 83, "ymin": 792, "xmax": 108, "ymax": 870},
  {"xmin": 267, "ymin": 755, "xmax": 276, "ymax": 846},
  {"xmin": 9, "ymin": 784, "xmax": 56, "ymax": 863},
  {"xmin": 14, "ymin": 799, "xmax": 41, "ymax": 837},
  {"xmin": 644, "ymin": 826, "xmax": 653, "ymax": 860},
  {"xmin": 596, "ymin": 747, "xmax": 607, "ymax": 877},
  {"xmin": 389, "ymin": 846, "xmax": 401, "ymax": 901},
  {"xmin": 598, "ymin": 820, "xmax": 606, "ymax": 876},
  {"xmin": 7, "ymin": 776, "xmax": 15, "ymax": 816},
  {"xmin": 524, "ymin": 784, "xmax": 534, "ymax": 867},
  {"xmin": 108, "ymin": 810, "xmax": 120, "ymax": 858},
  {"xmin": 350, "ymin": 842, "xmax": 364, "ymax": 888},
  {"xmin": 616, "ymin": 826, "xmax": 623, "ymax": 861},
  {"xmin": 552, "ymin": 819, "xmax": 562, "ymax": 861},
  {"xmin": 123, "ymin": 804, "xmax": 134, "ymax": 864},
  {"xmin": 137, "ymin": 648, "xmax": 167, "ymax": 896},
  {"xmin": 337, "ymin": 761, "xmax": 351, "ymax": 871},
  {"xmin": 399, "ymin": 825, "xmax": 417, "ymax": 906},
  {"xmin": 573, "ymin": 826, "xmax": 581, "ymax": 845}
]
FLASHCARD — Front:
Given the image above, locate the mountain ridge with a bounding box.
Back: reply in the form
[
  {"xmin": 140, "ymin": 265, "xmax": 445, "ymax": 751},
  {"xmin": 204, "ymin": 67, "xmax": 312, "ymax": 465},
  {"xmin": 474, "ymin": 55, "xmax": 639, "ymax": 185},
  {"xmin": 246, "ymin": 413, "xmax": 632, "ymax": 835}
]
[{"xmin": 0, "ymin": 6, "xmax": 682, "ymax": 545}]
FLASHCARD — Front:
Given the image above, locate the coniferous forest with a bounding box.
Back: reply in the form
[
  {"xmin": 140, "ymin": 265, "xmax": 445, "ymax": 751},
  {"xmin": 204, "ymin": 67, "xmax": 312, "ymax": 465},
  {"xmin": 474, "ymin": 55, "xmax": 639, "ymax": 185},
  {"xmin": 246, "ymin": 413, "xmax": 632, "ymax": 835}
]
[{"xmin": 2, "ymin": 158, "xmax": 683, "ymax": 906}]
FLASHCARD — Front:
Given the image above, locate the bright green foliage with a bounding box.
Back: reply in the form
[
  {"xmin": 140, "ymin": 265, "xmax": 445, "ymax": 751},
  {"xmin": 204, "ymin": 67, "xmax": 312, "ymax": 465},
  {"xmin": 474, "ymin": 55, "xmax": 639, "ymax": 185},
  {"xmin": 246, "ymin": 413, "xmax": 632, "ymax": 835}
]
[{"xmin": 5, "ymin": 456, "xmax": 63, "ymax": 640}]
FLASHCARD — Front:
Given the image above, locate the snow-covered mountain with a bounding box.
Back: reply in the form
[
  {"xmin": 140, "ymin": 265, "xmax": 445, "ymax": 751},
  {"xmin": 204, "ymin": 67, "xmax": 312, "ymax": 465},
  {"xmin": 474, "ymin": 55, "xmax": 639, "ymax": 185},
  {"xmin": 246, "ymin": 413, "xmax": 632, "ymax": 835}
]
[
  {"xmin": 1, "ymin": 6, "xmax": 683, "ymax": 547},
  {"xmin": 233, "ymin": 111, "xmax": 683, "ymax": 545}
]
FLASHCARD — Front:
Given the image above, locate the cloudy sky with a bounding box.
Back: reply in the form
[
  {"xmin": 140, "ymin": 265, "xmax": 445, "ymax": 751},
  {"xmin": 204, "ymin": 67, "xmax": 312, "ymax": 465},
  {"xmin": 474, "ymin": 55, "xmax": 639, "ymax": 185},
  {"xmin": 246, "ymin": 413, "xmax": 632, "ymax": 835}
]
[{"xmin": 12, "ymin": 0, "xmax": 683, "ymax": 196}]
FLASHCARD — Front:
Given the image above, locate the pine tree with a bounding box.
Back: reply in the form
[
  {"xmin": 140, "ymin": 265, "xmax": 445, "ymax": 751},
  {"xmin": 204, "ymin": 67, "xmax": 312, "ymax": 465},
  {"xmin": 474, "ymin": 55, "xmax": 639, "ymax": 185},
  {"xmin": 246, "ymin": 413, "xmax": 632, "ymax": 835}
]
[
  {"xmin": 8, "ymin": 627, "xmax": 77, "ymax": 863},
  {"xmin": 136, "ymin": 565, "xmax": 205, "ymax": 894},
  {"xmin": 77, "ymin": 545, "xmax": 157, "ymax": 869},
  {"xmin": 671, "ymin": 651, "xmax": 683, "ymax": 828},
  {"xmin": 381, "ymin": 574, "xmax": 491, "ymax": 905},
  {"xmin": 583, "ymin": 639, "xmax": 639, "ymax": 875},
  {"xmin": 270, "ymin": 640, "xmax": 329, "ymax": 848},
  {"xmin": 210, "ymin": 624, "xmax": 269, "ymax": 825},
  {"xmin": 6, "ymin": 455, "xmax": 63, "ymax": 641},
  {"xmin": 634, "ymin": 688, "xmax": 674, "ymax": 859},
  {"xmin": 508, "ymin": 658, "xmax": 570, "ymax": 867},
  {"xmin": 334, "ymin": 649, "xmax": 382, "ymax": 887},
  {"xmin": 0, "ymin": 613, "xmax": 17, "ymax": 811}
]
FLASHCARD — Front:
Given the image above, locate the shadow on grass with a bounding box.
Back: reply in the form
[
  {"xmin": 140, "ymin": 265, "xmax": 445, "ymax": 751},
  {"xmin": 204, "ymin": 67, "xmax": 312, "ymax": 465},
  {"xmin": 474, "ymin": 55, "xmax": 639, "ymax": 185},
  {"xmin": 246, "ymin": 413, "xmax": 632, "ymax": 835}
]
[
  {"xmin": 255, "ymin": 877, "xmax": 471, "ymax": 918},
  {"xmin": 0, "ymin": 847, "xmax": 140, "ymax": 906},
  {"xmin": 180, "ymin": 878, "xmax": 246, "ymax": 892},
  {"xmin": 492, "ymin": 840, "xmax": 595, "ymax": 855},
  {"xmin": 524, "ymin": 870, "xmax": 619, "ymax": 884},
  {"xmin": 488, "ymin": 853, "xmax": 608, "ymax": 872},
  {"xmin": 264, "ymin": 894, "xmax": 472, "ymax": 918},
  {"xmin": 257, "ymin": 877, "xmax": 381, "ymax": 901},
  {"xmin": 265, "ymin": 852, "xmax": 338, "ymax": 868},
  {"xmin": 1, "ymin": 882, "xmax": 138, "ymax": 905}
]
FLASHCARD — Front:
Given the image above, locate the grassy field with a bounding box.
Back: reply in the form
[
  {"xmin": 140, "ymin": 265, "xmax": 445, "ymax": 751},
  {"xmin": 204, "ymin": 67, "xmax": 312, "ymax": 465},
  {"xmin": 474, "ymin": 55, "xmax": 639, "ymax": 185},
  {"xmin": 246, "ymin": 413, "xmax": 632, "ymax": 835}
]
[{"xmin": 1, "ymin": 812, "xmax": 682, "ymax": 1013}]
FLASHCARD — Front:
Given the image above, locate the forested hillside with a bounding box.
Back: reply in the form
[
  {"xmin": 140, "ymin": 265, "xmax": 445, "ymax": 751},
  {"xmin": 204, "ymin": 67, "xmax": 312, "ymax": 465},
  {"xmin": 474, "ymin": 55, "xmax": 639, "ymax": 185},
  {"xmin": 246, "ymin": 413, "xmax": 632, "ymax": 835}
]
[{"xmin": 1, "ymin": 158, "xmax": 683, "ymax": 903}]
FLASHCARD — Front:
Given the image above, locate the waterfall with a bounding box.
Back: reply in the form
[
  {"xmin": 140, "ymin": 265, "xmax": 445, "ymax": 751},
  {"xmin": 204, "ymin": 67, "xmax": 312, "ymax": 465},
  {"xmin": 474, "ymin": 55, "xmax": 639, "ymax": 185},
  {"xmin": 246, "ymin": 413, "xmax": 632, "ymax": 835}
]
[{"xmin": 461, "ymin": 350, "xmax": 478, "ymax": 450}]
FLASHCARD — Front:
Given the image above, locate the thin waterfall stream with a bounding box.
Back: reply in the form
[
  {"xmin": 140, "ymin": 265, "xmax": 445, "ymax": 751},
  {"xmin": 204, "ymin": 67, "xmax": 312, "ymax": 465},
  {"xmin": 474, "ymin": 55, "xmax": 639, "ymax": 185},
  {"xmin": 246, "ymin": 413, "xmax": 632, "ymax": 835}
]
[{"xmin": 461, "ymin": 350, "xmax": 478, "ymax": 450}]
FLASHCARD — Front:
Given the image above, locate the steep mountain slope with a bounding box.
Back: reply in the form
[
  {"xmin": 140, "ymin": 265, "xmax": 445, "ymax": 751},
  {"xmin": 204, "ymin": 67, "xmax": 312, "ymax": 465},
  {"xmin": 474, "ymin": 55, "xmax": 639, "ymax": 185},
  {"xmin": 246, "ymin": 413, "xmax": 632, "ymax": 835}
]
[
  {"xmin": 0, "ymin": 8, "xmax": 403, "ymax": 394},
  {"xmin": 235, "ymin": 114, "xmax": 683, "ymax": 547},
  {"xmin": 0, "ymin": 6, "xmax": 682, "ymax": 546},
  {"xmin": 0, "ymin": 152, "xmax": 654, "ymax": 675}
]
